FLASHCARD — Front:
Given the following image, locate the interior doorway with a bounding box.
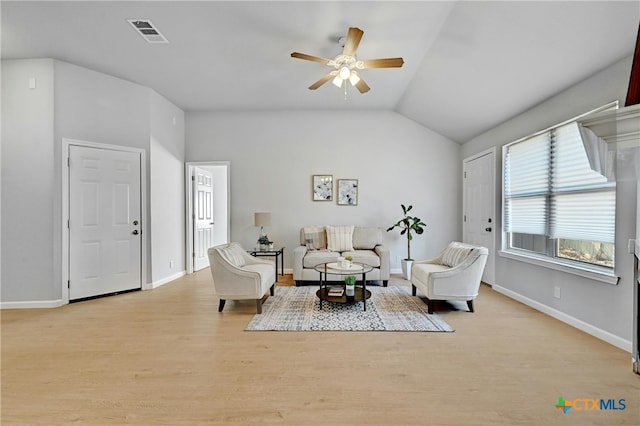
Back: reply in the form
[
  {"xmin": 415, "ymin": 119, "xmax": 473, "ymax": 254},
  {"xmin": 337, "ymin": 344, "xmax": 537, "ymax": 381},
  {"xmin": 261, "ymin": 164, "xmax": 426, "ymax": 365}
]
[{"xmin": 185, "ymin": 162, "xmax": 230, "ymax": 273}]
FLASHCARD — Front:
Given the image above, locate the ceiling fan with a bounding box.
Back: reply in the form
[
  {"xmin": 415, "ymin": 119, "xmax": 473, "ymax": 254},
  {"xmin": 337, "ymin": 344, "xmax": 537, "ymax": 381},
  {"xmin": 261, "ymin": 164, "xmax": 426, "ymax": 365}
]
[{"xmin": 291, "ymin": 27, "xmax": 404, "ymax": 94}]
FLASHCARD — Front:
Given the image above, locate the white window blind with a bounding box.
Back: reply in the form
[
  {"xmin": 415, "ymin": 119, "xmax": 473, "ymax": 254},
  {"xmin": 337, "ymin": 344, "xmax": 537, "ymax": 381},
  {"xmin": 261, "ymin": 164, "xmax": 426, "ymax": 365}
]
[
  {"xmin": 549, "ymin": 122, "xmax": 616, "ymax": 243},
  {"xmin": 504, "ymin": 133, "xmax": 550, "ymax": 235},
  {"xmin": 504, "ymin": 121, "xmax": 616, "ymax": 244}
]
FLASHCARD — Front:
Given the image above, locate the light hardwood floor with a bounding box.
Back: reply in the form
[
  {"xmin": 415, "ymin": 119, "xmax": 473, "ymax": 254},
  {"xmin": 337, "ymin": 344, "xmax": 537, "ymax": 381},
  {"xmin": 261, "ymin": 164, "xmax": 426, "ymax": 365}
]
[{"xmin": 2, "ymin": 270, "xmax": 639, "ymax": 425}]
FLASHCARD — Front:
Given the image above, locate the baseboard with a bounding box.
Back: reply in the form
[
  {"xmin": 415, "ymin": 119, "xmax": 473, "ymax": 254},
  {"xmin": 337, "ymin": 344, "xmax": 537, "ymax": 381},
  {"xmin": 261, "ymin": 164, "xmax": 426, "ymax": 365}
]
[
  {"xmin": 1, "ymin": 299, "xmax": 65, "ymax": 309},
  {"xmin": 493, "ymin": 285, "xmax": 632, "ymax": 352},
  {"xmin": 144, "ymin": 270, "xmax": 186, "ymax": 290}
]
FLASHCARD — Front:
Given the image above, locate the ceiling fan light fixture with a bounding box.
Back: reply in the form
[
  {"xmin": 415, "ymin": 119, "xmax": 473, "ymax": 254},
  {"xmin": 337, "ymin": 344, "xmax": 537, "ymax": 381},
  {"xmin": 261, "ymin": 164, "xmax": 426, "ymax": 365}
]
[
  {"xmin": 332, "ymin": 75, "xmax": 343, "ymax": 88},
  {"xmin": 349, "ymin": 71, "xmax": 360, "ymax": 86},
  {"xmin": 339, "ymin": 66, "xmax": 351, "ymax": 80}
]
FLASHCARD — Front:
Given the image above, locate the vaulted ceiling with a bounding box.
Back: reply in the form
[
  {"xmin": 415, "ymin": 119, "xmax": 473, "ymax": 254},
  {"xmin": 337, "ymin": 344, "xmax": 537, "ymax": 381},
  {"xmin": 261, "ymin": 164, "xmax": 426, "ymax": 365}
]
[{"xmin": 2, "ymin": 1, "xmax": 639, "ymax": 143}]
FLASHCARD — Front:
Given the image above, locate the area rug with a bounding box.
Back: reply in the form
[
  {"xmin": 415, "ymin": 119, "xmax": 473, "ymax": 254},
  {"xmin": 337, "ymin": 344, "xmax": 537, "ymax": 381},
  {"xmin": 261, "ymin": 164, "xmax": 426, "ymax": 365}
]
[{"xmin": 245, "ymin": 284, "xmax": 453, "ymax": 332}]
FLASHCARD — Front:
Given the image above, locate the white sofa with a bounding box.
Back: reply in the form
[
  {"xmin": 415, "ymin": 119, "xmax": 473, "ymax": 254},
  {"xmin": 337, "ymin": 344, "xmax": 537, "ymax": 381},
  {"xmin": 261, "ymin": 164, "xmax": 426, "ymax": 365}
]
[
  {"xmin": 293, "ymin": 226, "xmax": 390, "ymax": 286},
  {"xmin": 411, "ymin": 242, "xmax": 488, "ymax": 314},
  {"xmin": 208, "ymin": 242, "xmax": 276, "ymax": 314}
]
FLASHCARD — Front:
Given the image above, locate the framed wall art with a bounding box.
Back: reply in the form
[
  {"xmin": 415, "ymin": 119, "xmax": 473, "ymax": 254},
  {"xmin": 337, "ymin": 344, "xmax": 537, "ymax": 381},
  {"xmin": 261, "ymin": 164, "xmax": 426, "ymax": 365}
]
[
  {"xmin": 337, "ymin": 179, "xmax": 358, "ymax": 206},
  {"xmin": 312, "ymin": 175, "xmax": 333, "ymax": 201}
]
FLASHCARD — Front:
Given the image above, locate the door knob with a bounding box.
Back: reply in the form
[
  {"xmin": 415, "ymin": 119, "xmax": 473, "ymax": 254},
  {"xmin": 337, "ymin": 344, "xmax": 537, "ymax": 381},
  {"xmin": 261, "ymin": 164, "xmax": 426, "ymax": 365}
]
[
  {"xmin": 485, "ymin": 227, "xmax": 492, "ymax": 232},
  {"xmin": 132, "ymin": 230, "xmax": 139, "ymax": 235}
]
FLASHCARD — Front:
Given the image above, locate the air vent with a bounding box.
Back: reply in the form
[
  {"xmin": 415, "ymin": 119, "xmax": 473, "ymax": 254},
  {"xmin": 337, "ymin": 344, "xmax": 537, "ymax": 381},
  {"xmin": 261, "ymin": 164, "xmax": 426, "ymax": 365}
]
[{"xmin": 127, "ymin": 19, "xmax": 168, "ymax": 44}]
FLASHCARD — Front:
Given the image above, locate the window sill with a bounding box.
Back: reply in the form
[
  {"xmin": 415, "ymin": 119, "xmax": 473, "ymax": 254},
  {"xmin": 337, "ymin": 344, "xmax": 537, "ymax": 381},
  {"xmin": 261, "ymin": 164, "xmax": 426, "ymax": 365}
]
[{"xmin": 498, "ymin": 250, "xmax": 619, "ymax": 285}]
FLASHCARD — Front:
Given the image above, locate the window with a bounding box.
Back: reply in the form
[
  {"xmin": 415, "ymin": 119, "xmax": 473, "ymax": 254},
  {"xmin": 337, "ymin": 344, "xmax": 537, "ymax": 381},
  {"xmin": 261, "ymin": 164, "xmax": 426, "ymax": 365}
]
[{"xmin": 503, "ymin": 104, "xmax": 617, "ymax": 271}]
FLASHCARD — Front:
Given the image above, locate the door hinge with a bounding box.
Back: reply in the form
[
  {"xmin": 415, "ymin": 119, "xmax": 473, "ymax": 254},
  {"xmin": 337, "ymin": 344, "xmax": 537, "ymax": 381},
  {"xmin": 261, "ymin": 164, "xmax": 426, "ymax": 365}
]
[
  {"xmin": 67, "ymin": 157, "xmax": 70, "ymax": 167},
  {"xmin": 67, "ymin": 280, "xmax": 70, "ymax": 289},
  {"xmin": 192, "ymin": 252, "xmax": 196, "ymax": 258},
  {"xmin": 464, "ymin": 171, "xmax": 467, "ymax": 178},
  {"xmin": 464, "ymin": 215, "xmax": 466, "ymax": 222},
  {"xmin": 192, "ymin": 175, "xmax": 195, "ymax": 181},
  {"xmin": 67, "ymin": 219, "xmax": 70, "ymax": 229}
]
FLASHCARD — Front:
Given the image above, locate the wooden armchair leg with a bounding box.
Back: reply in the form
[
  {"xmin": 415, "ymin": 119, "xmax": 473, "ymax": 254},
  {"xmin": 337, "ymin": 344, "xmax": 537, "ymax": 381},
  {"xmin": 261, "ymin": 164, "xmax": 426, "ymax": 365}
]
[
  {"xmin": 270, "ymin": 284, "xmax": 275, "ymax": 296},
  {"xmin": 256, "ymin": 299, "xmax": 263, "ymax": 314},
  {"xmin": 427, "ymin": 299, "xmax": 434, "ymax": 314},
  {"xmin": 411, "ymin": 284, "xmax": 417, "ymax": 297},
  {"xmin": 218, "ymin": 299, "xmax": 226, "ymax": 312},
  {"xmin": 383, "ymin": 280, "xmax": 388, "ymax": 287},
  {"xmin": 467, "ymin": 300, "xmax": 474, "ymax": 313}
]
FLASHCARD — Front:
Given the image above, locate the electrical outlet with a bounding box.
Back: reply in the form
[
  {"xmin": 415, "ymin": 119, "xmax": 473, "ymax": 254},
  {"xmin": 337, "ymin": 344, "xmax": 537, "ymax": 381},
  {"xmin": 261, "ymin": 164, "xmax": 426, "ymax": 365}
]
[
  {"xmin": 553, "ymin": 286, "xmax": 561, "ymax": 299},
  {"xmin": 169, "ymin": 260, "xmax": 174, "ymax": 269}
]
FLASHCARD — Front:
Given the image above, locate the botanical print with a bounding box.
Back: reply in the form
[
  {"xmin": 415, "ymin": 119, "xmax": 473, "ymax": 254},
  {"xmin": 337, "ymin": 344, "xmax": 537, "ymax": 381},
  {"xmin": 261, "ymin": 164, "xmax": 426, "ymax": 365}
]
[
  {"xmin": 313, "ymin": 175, "xmax": 333, "ymax": 201},
  {"xmin": 338, "ymin": 179, "xmax": 358, "ymax": 205}
]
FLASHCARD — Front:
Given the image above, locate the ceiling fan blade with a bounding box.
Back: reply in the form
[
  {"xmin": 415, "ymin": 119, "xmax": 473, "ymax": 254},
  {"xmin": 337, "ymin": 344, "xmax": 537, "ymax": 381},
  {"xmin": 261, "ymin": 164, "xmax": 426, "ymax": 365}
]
[
  {"xmin": 291, "ymin": 52, "xmax": 332, "ymax": 65},
  {"xmin": 342, "ymin": 27, "xmax": 364, "ymax": 57},
  {"xmin": 360, "ymin": 57, "xmax": 405, "ymax": 68},
  {"xmin": 308, "ymin": 72, "xmax": 336, "ymax": 90},
  {"xmin": 354, "ymin": 78, "xmax": 370, "ymax": 94}
]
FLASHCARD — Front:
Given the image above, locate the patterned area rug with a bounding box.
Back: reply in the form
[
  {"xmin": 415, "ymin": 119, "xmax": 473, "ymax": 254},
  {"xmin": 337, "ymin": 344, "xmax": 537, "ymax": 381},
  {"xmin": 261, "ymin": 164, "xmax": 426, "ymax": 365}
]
[{"xmin": 245, "ymin": 284, "xmax": 454, "ymax": 332}]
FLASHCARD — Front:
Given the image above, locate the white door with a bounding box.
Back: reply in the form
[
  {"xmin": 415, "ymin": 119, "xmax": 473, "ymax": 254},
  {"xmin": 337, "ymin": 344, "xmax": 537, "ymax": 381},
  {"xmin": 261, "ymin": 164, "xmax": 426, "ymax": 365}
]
[
  {"xmin": 69, "ymin": 145, "xmax": 142, "ymax": 300},
  {"xmin": 463, "ymin": 150, "xmax": 495, "ymax": 285},
  {"xmin": 193, "ymin": 167, "xmax": 214, "ymax": 271}
]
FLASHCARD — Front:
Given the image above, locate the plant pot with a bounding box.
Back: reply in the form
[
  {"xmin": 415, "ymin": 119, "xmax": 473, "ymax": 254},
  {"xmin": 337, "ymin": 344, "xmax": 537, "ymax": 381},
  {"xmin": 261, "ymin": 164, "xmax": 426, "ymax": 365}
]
[
  {"xmin": 401, "ymin": 259, "xmax": 413, "ymax": 280},
  {"xmin": 259, "ymin": 244, "xmax": 267, "ymax": 250},
  {"xmin": 345, "ymin": 285, "xmax": 355, "ymax": 297},
  {"xmin": 268, "ymin": 243, "xmax": 274, "ymax": 250}
]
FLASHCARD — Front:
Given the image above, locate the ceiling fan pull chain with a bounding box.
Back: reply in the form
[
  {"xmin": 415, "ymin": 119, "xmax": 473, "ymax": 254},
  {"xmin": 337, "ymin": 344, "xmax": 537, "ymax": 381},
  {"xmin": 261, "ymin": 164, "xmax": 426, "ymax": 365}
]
[{"xmin": 344, "ymin": 83, "xmax": 348, "ymax": 101}]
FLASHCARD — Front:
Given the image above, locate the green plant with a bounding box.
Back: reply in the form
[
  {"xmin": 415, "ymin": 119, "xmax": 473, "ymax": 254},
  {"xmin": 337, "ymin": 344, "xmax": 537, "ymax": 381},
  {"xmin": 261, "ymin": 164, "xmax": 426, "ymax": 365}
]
[
  {"xmin": 257, "ymin": 235, "xmax": 271, "ymax": 245},
  {"xmin": 344, "ymin": 275, "xmax": 357, "ymax": 285},
  {"xmin": 344, "ymin": 255, "xmax": 353, "ymax": 262},
  {"xmin": 386, "ymin": 204, "xmax": 426, "ymax": 261}
]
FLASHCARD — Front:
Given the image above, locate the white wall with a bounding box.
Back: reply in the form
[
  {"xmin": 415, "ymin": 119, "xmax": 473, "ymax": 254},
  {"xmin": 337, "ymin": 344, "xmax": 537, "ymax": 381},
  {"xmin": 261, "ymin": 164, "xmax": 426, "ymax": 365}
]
[
  {"xmin": 149, "ymin": 91, "xmax": 186, "ymax": 285},
  {"xmin": 186, "ymin": 110, "xmax": 461, "ymax": 270},
  {"xmin": 53, "ymin": 60, "xmax": 152, "ymax": 292},
  {"xmin": 1, "ymin": 58, "xmax": 186, "ymax": 304},
  {"xmin": 1, "ymin": 59, "xmax": 55, "ymax": 301},
  {"xmin": 462, "ymin": 55, "xmax": 637, "ymax": 348}
]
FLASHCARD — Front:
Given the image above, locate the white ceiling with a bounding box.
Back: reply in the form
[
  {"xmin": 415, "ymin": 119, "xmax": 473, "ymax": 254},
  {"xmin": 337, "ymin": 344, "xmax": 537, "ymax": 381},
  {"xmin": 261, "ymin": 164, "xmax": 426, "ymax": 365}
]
[{"xmin": 2, "ymin": 1, "xmax": 639, "ymax": 143}]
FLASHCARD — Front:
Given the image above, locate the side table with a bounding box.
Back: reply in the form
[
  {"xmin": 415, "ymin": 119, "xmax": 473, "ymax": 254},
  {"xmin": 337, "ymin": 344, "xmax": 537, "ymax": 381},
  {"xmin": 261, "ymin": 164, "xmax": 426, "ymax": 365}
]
[{"xmin": 247, "ymin": 247, "xmax": 285, "ymax": 282}]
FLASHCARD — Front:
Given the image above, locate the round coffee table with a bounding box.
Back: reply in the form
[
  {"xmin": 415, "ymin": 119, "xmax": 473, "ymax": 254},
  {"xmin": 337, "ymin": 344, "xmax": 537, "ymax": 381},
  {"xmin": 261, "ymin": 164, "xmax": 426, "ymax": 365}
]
[{"xmin": 314, "ymin": 262, "xmax": 374, "ymax": 311}]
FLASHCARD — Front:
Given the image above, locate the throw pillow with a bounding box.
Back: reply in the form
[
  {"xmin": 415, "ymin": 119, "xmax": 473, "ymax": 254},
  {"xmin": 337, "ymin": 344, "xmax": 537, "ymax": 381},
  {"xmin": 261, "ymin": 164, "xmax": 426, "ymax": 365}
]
[
  {"xmin": 326, "ymin": 225, "xmax": 354, "ymax": 252},
  {"xmin": 440, "ymin": 243, "xmax": 470, "ymax": 267},
  {"xmin": 219, "ymin": 245, "xmax": 246, "ymax": 267},
  {"xmin": 303, "ymin": 226, "xmax": 327, "ymax": 250}
]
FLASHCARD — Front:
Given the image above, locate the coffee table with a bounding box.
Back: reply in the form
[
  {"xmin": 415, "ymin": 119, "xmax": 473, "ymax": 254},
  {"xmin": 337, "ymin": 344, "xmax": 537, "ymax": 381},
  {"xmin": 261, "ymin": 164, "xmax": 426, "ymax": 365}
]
[{"xmin": 314, "ymin": 262, "xmax": 374, "ymax": 311}]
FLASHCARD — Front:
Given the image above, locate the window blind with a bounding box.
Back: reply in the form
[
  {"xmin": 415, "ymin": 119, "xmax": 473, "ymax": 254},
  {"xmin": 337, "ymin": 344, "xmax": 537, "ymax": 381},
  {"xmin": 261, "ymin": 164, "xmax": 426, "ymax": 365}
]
[
  {"xmin": 504, "ymin": 121, "xmax": 616, "ymax": 244},
  {"xmin": 549, "ymin": 122, "xmax": 616, "ymax": 243},
  {"xmin": 504, "ymin": 133, "xmax": 550, "ymax": 235}
]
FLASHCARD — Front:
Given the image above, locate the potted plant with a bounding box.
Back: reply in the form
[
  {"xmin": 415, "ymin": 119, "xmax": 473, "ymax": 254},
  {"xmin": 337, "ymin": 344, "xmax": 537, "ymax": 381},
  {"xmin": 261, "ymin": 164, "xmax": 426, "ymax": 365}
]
[
  {"xmin": 257, "ymin": 235, "xmax": 272, "ymax": 250},
  {"xmin": 344, "ymin": 275, "xmax": 357, "ymax": 297},
  {"xmin": 386, "ymin": 204, "xmax": 427, "ymax": 280}
]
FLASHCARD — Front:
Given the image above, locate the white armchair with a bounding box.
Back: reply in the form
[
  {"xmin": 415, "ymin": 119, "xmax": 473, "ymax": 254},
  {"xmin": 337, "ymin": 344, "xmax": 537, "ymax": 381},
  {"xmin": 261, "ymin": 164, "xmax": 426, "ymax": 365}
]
[
  {"xmin": 207, "ymin": 242, "xmax": 276, "ymax": 314},
  {"xmin": 411, "ymin": 242, "xmax": 488, "ymax": 314}
]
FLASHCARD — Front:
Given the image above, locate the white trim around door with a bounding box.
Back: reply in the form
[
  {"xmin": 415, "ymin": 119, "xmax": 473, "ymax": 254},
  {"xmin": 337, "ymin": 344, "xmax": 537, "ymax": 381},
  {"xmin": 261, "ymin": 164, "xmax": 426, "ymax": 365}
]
[
  {"xmin": 185, "ymin": 161, "xmax": 230, "ymax": 274},
  {"xmin": 61, "ymin": 138, "xmax": 147, "ymax": 305}
]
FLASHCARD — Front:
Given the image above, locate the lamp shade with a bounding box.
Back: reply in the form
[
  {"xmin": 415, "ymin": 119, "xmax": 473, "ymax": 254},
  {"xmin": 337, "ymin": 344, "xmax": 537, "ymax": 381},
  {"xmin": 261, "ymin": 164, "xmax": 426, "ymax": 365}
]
[{"xmin": 254, "ymin": 212, "xmax": 271, "ymax": 227}]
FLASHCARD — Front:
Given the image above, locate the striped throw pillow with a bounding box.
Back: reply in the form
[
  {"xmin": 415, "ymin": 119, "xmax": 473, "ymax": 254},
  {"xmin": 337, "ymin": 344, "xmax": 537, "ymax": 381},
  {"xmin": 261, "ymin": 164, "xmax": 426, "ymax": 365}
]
[
  {"xmin": 326, "ymin": 225, "xmax": 354, "ymax": 252},
  {"xmin": 441, "ymin": 244, "xmax": 471, "ymax": 267}
]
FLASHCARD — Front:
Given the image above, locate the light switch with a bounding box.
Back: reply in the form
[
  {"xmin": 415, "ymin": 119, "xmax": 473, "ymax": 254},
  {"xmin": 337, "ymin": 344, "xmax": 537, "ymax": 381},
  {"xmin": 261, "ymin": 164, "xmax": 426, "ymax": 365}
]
[{"xmin": 28, "ymin": 78, "xmax": 36, "ymax": 89}]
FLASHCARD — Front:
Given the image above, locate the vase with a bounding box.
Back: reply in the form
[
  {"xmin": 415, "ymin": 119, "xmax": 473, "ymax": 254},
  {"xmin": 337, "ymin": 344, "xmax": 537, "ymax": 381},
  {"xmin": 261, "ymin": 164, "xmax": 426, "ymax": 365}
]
[
  {"xmin": 345, "ymin": 285, "xmax": 355, "ymax": 297},
  {"xmin": 401, "ymin": 259, "xmax": 413, "ymax": 280}
]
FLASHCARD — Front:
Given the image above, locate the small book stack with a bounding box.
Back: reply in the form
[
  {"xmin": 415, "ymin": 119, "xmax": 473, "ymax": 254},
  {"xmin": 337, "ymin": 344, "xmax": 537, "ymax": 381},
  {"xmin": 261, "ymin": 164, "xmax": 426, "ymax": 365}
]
[{"xmin": 327, "ymin": 287, "xmax": 344, "ymax": 297}]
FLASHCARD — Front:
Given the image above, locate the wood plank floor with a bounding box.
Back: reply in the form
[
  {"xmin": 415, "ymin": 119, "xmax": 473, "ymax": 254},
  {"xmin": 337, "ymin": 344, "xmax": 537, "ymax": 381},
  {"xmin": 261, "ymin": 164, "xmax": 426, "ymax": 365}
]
[{"xmin": 2, "ymin": 271, "xmax": 639, "ymax": 425}]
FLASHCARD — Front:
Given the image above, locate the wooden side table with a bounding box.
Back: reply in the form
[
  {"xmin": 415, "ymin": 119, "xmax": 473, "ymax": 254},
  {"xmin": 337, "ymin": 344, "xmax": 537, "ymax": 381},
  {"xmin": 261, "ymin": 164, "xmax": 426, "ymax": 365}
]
[{"xmin": 247, "ymin": 247, "xmax": 285, "ymax": 282}]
